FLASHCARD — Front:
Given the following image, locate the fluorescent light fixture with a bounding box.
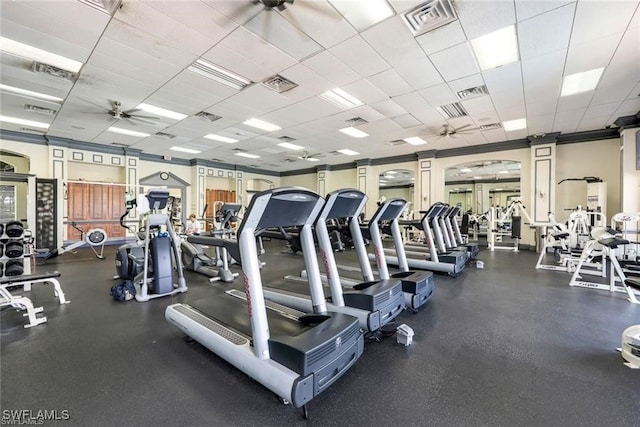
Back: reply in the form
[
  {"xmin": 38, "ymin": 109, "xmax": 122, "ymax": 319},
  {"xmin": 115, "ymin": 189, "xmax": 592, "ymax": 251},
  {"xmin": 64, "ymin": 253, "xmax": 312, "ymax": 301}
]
[
  {"xmin": 471, "ymin": 25, "xmax": 519, "ymax": 71},
  {"xmin": 243, "ymin": 118, "xmax": 281, "ymax": 132},
  {"xmin": 278, "ymin": 142, "xmax": 304, "ymax": 150},
  {"xmin": 188, "ymin": 59, "xmax": 252, "ymax": 90},
  {"xmin": 107, "ymin": 127, "xmax": 150, "ymax": 137},
  {"xmin": 0, "ymin": 115, "xmax": 49, "ymax": 129},
  {"xmin": 339, "ymin": 127, "xmax": 369, "ymax": 138},
  {"xmin": 0, "ymin": 36, "xmax": 83, "ymax": 73},
  {"xmin": 170, "ymin": 146, "xmax": 201, "ymax": 154},
  {"xmin": 404, "ymin": 136, "xmax": 428, "ymax": 146},
  {"xmin": 502, "ymin": 118, "xmax": 527, "ymax": 131},
  {"xmin": 498, "ymin": 170, "xmax": 509, "ymax": 174},
  {"xmin": 0, "ymin": 84, "xmax": 64, "ymax": 103},
  {"xmin": 473, "ymin": 176, "xmax": 482, "ymax": 179},
  {"xmin": 307, "ymin": 157, "xmax": 320, "ymax": 162},
  {"xmin": 337, "ymin": 149, "xmax": 360, "ymax": 156},
  {"xmin": 235, "ymin": 152, "xmax": 260, "ymax": 159},
  {"xmin": 328, "ymin": 0, "xmax": 394, "ymax": 31},
  {"xmin": 204, "ymin": 134, "xmax": 239, "ymax": 144},
  {"xmin": 320, "ymin": 88, "xmax": 363, "ymax": 108},
  {"xmin": 460, "ymin": 168, "xmax": 472, "ymax": 173},
  {"xmin": 136, "ymin": 103, "xmax": 187, "ymax": 120},
  {"xmin": 560, "ymin": 68, "xmax": 605, "ymax": 96}
]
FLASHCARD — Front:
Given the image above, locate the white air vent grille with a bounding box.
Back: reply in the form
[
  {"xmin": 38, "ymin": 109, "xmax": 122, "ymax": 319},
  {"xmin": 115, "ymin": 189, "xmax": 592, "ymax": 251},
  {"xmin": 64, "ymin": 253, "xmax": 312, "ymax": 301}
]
[
  {"xmin": 31, "ymin": 62, "xmax": 77, "ymax": 82},
  {"xmin": 77, "ymin": 0, "xmax": 122, "ymax": 15},
  {"xmin": 386, "ymin": 140, "xmax": 407, "ymax": 146},
  {"xmin": 262, "ymin": 75, "xmax": 298, "ymax": 93},
  {"xmin": 277, "ymin": 135, "xmax": 296, "ymax": 142},
  {"xmin": 456, "ymin": 85, "xmax": 489, "ymax": 100},
  {"xmin": 195, "ymin": 111, "xmax": 222, "ymax": 122},
  {"xmin": 24, "ymin": 104, "xmax": 57, "ymax": 115},
  {"xmin": 436, "ymin": 102, "xmax": 468, "ymax": 119},
  {"xmin": 345, "ymin": 117, "xmax": 368, "ymax": 125},
  {"xmin": 155, "ymin": 132, "xmax": 176, "ymax": 139},
  {"xmin": 402, "ymin": 0, "xmax": 458, "ymax": 37},
  {"xmin": 480, "ymin": 123, "xmax": 502, "ymax": 131}
]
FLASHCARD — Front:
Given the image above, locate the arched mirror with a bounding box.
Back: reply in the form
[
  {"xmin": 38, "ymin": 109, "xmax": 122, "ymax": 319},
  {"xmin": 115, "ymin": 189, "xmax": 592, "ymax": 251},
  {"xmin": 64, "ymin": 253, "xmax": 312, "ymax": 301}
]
[
  {"xmin": 378, "ymin": 169, "xmax": 414, "ymax": 216},
  {"xmin": 445, "ymin": 160, "xmax": 521, "ymax": 215}
]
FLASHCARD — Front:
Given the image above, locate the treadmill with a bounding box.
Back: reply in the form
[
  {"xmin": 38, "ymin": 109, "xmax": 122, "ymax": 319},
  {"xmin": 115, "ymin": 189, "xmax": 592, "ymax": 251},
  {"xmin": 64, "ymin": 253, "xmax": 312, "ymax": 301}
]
[
  {"xmin": 376, "ymin": 200, "xmax": 466, "ymax": 277},
  {"xmin": 166, "ymin": 188, "xmax": 364, "ymax": 410},
  {"xmin": 263, "ymin": 189, "xmax": 406, "ymax": 333},
  {"xmin": 445, "ymin": 205, "xmax": 479, "ymax": 259}
]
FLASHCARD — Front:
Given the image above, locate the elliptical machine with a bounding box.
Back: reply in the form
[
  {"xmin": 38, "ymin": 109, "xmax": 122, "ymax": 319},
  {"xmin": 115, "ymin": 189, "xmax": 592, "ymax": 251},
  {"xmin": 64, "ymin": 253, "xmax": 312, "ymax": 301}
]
[
  {"xmin": 181, "ymin": 203, "xmax": 240, "ymax": 283},
  {"xmin": 114, "ymin": 192, "xmax": 145, "ymax": 281}
]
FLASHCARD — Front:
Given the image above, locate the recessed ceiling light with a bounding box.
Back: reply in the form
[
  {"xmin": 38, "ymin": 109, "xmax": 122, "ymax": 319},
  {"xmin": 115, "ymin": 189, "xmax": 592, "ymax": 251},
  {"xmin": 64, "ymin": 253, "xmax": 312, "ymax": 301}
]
[
  {"xmin": 0, "ymin": 115, "xmax": 49, "ymax": 129},
  {"xmin": 204, "ymin": 134, "xmax": 239, "ymax": 143},
  {"xmin": 460, "ymin": 168, "xmax": 472, "ymax": 173},
  {"xmin": 498, "ymin": 170, "xmax": 509, "ymax": 174},
  {"xmin": 243, "ymin": 118, "xmax": 281, "ymax": 132},
  {"xmin": 188, "ymin": 59, "xmax": 252, "ymax": 90},
  {"xmin": 0, "ymin": 84, "xmax": 64, "ymax": 103},
  {"xmin": 328, "ymin": 0, "xmax": 394, "ymax": 31},
  {"xmin": 107, "ymin": 127, "xmax": 150, "ymax": 137},
  {"xmin": 473, "ymin": 176, "xmax": 482, "ymax": 179},
  {"xmin": 235, "ymin": 152, "xmax": 261, "ymax": 159},
  {"xmin": 307, "ymin": 157, "xmax": 320, "ymax": 162},
  {"xmin": 502, "ymin": 118, "xmax": 527, "ymax": 131},
  {"xmin": 561, "ymin": 68, "xmax": 605, "ymax": 96},
  {"xmin": 0, "ymin": 36, "xmax": 83, "ymax": 73},
  {"xmin": 404, "ymin": 136, "xmax": 428, "ymax": 145},
  {"xmin": 471, "ymin": 25, "xmax": 519, "ymax": 71},
  {"xmin": 320, "ymin": 88, "xmax": 363, "ymax": 108},
  {"xmin": 170, "ymin": 146, "xmax": 201, "ymax": 154},
  {"xmin": 339, "ymin": 127, "xmax": 369, "ymax": 138},
  {"xmin": 278, "ymin": 142, "xmax": 304, "ymax": 150},
  {"xmin": 337, "ymin": 149, "xmax": 360, "ymax": 156},
  {"xmin": 136, "ymin": 103, "xmax": 187, "ymax": 120}
]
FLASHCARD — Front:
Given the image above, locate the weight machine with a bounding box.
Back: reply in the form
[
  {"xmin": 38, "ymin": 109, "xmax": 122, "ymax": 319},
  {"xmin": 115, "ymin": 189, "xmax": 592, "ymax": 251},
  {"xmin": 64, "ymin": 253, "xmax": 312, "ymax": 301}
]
[
  {"xmin": 487, "ymin": 200, "xmax": 533, "ymax": 252},
  {"xmin": 39, "ymin": 222, "xmax": 107, "ymax": 260}
]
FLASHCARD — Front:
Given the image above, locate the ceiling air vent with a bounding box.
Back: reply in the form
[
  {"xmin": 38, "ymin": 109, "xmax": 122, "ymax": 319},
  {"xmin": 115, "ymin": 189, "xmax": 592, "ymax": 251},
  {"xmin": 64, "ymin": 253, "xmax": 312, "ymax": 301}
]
[
  {"xmin": 277, "ymin": 135, "xmax": 296, "ymax": 142},
  {"xmin": 155, "ymin": 132, "xmax": 176, "ymax": 139},
  {"xmin": 456, "ymin": 85, "xmax": 489, "ymax": 100},
  {"xmin": 436, "ymin": 102, "xmax": 468, "ymax": 119},
  {"xmin": 480, "ymin": 123, "xmax": 502, "ymax": 131},
  {"xmin": 31, "ymin": 62, "xmax": 77, "ymax": 82},
  {"xmin": 24, "ymin": 104, "xmax": 57, "ymax": 115},
  {"xmin": 77, "ymin": 0, "xmax": 122, "ymax": 15},
  {"xmin": 195, "ymin": 111, "xmax": 222, "ymax": 122},
  {"xmin": 345, "ymin": 117, "xmax": 368, "ymax": 125},
  {"xmin": 262, "ymin": 75, "xmax": 298, "ymax": 93},
  {"xmin": 402, "ymin": 0, "xmax": 458, "ymax": 37},
  {"xmin": 386, "ymin": 139, "xmax": 407, "ymax": 147}
]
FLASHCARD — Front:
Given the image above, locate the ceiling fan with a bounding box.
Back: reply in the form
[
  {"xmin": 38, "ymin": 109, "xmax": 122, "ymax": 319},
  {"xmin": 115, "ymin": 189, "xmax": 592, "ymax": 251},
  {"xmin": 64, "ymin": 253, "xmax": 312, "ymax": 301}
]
[
  {"xmin": 438, "ymin": 124, "xmax": 477, "ymax": 138},
  {"xmin": 87, "ymin": 100, "xmax": 159, "ymax": 125},
  {"xmin": 286, "ymin": 150, "xmax": 322, "ymax": 162}
]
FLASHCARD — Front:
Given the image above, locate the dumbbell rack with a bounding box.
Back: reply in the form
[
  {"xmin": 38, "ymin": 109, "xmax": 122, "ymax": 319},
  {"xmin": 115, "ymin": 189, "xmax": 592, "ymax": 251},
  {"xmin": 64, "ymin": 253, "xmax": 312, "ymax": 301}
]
[{"xmin": 0, "ymin": 221, "xmax": 29, "ymax": 278}]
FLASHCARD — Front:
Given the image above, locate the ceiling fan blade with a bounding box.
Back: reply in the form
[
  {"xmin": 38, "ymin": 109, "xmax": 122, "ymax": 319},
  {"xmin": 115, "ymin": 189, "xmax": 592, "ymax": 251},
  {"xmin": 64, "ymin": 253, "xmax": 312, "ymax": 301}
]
[
  {"xmin": 81, "ymin": 98, "xmax": 110, "ymax": 112},
  {"xmin": 128, "ymin": 117, "xmax": 157, "ymax": 126},
  {"xmin": 129, "ymin": 114, "xmax": 160, "ymax": 120},
  {"xmin": 453, "ymin": 124, "xmax": 473, "ymax": 132}
]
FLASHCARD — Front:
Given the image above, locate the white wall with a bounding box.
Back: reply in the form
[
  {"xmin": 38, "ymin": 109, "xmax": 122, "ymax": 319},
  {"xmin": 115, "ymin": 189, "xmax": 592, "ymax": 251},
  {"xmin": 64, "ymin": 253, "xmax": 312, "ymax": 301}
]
[
  {"xmin": 281, "ymin": 173, "xmax": 315, "ymax": 189},
  {"xmin": 68, "ymin": 161, "xmax": 125, "ymax": 182}
]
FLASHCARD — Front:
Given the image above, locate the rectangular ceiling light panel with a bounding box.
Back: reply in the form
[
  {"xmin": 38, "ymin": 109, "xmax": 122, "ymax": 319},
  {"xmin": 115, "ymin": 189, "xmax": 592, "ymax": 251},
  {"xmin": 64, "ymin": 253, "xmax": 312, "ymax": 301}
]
[
  {"xmin": 339, "ymin": 127, "xmax": 369, "ymax": 138},
  {"xmin": 0, "ymin": 115, "xmax": 50, "ymax": 129},
  {"xmin": 471, "ymin": 26, "xmax": 519, "ymax": 71},
  {"xmin": 560, "ymin": 68, "xmax": 605, "ymax": 96},
  {"xmin": 403, "ymin": 0, "xmax": 458, "ymax": 36},
  {"xmin": 204, "ymin": 134, "xmax": 238, "ymax": 143},
  {"xmin": 328, "ymin": 0, "xmax": 395, "ymax": 31},
  {"xmin": 107, "ymin": 127, "xmax": 150, "ymax": 137},
  {"xmin": 337, "ymin": 149, "xmax": 360, "ymax": 155},
  {"xmin": 278, "ymin": 142, "xmax": 304, "ymax": 150},
  {"xmin": 502, "ymin": 118, "xmax": 526, "ymax": 131},
  {"xmin": 0, "ymin": 36, "xmax": 83, "ymax": 73},
  {"xmin": 235, "ymin": 152, "xmax": 261, "ymax": 159},
  {"xmin": 136, "ymin": 103, "xmax": 187, "ymax": 120},
  {"xmin": 243, "ymin": 118, "xmax": 281, "ymax": 132},
  {"xmin": 404, "ymin": 136, "xmax": 428, "ymax": 145},
  {"xmin": 0, "ymin": 84, "xmax": 64, "ymax": 103},
  {"xmin": 170, "ymin": 146, "xmax": 201, "ymax": 154},
  {"xmin": 321, "ymin": 88, "xmax": 364, "ymax": 109},
  {"xmin": 188, "ymin": 59, "xmax": 252, "ymax": 90}
]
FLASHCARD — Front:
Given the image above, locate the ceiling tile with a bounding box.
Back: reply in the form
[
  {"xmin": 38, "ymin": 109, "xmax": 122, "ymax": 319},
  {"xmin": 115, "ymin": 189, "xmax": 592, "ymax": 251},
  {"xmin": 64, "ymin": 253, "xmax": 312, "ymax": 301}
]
[
  {"xmin": 418, "ymin": 83, "xmax": 457, "ymax": 108},
  {"xmin": 367, "ymin": 69, "xmax": 413, "ymax": 97},
  {"xmin": 416, "ymin": 20, "xmax": 468, "ymax": 55},
  {"xmin": 279, "ymin": 0, "xmax": 356, "ymax": 49},
  {"xmin": 515, "ymin": 0, "xmax": 575, "ymax": 22},
  {"xmin": 370, "ymin": 99, "xmax": 409, "ymax": 118},
  {"xmin": 455, "ymin": 0, "xmax": 516, "ymax": 40},
  {"xmin": 428, "ymin": 42, "xmax": 479, "ymax": 81},
  {"xmin": 330, "ymin": 35, "xmax": 390, "ymax": 78},
  {"xmin": 564, "ymin": 32, "xmax": 623, "ymax": 75},
  {"xmin": 302, "ymin": 50, "xmax": 361, "ymax": 86},
  {"xmin": 517, "ymin": 3, "xmax": 575, "ymax": 60},
  {"xmin": 571, "ymin": 0, "xmax": 639, "ymax": 44}
]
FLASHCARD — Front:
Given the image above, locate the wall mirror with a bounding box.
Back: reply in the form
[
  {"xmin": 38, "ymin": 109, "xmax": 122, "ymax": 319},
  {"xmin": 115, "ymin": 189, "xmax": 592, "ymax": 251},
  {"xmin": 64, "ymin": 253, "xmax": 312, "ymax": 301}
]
[
  {"xmin": 445, "ymin": 160, "xmax": 521, "ymax": 214},
  {"xmin": 378, "ymin": 169, "xmax": 414, "ymax": 216}
]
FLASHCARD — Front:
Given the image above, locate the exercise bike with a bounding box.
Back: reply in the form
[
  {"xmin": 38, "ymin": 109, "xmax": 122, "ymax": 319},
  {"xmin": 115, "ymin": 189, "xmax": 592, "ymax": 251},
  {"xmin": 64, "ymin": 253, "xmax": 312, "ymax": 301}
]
[{"xmin": 39, "ymin": 222, "xmax": 107, "ymax": 260}]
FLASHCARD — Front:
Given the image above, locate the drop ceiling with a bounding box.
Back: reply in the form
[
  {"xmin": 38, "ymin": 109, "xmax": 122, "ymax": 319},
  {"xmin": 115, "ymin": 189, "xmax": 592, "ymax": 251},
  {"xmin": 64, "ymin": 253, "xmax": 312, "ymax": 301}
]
[{"xmin": 0, "ymin": 0, "xmax": 638, "ymax": 172}]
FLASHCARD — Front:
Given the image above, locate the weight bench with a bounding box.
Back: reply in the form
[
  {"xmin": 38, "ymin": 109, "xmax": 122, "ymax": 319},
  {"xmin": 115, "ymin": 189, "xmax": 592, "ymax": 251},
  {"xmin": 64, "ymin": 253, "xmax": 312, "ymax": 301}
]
[{"xmin": 0, "ymin": 272, "xmax": 69, "ymax": 328}]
